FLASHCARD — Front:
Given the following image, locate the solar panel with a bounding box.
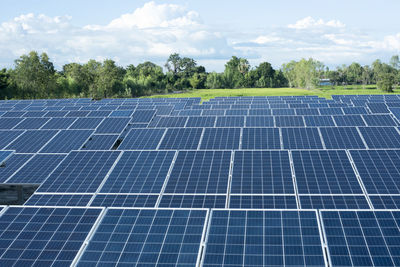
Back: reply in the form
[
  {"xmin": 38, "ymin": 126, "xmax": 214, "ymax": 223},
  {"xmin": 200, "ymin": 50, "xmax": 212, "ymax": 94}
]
[
  {"xmin": 272, "ymin": 108, "xmax": 295, "ymax": 115},
  {"xmin": 202, "ymin": 109, "xmax": 225, "ymax": 116},
  {"xmin": 231, "ymin": 151, "xmax": 294, "ymax": 194},
  {"xmin": 292, "ymin": 150, "xmax": 362, "ymax": 194},
  {"xmin": 0, "ymin": 206, "xmax": 102, "ymax": 266},
  {"xmin": 200, "ymin": 128, "xmax": 240, "ymax": 149},
  {"xmin": 186, "ymin": 116, "xmax": 216, "ymax": 127},
  {"xmin": 358, "ymin": 127, "xmax": 400, "ymax": 148},
  {"xmin": 0, "ymin": 118, "xmax": 24, "ymax": 129},
  {"xmin": 362, "ymin": 114, "xmax": 398, "ymax": 126},
  {"xmin": 295, "ymin": 108, "xmax": 320, "ymax": 115},
  {"xmin": 77, "ymin": 208, "xmax": 207, "ymax": 266},
  {"xmin": 22, "ymin": 111, "xmax": 47, "ymax": 117},
  {"xmin": 148, "ymin": 116, "xmax": 187, "ymax": 127},
  {"xmin": 43, "ymin": 111, "xmax": 68, "ymax": 117},
  {"xmin": 281, "ymin": 128, "xmax": 323, "ymax": 149},
  {"xmin": 304, "ymin": 115, "xmax": 335, "ymax": 126},
  {"xmin": 0, "ymin": 150, "xmax": 13, "ymax": 165},
  {"xmin": 0, "ymin": 131, "xmax": 23, "ymax": 149},
  {"xmin": 2, "ymin": 111, "xmax": 26, "ymax": 117},
  {"xmin": 82, "ymin": 134, "xmax": 119, "ymax": 150},
  {"xmin": 40, "ymin": 130, "xmax": 93, "ymax": 153},
  {"xmin": 90, "ymin": 194, "xmax": 158, "ymax": 207},
  {"xmin": 119, "ymin": 128, "xmax": 165, "ymax": 150},
  {"xmin": 87, "ymin": 110, "xmax": 111, "ymax": 117},
  {"xmin": 367, "ymin": 102, "xmax": 390, "ymax": 113},
  {"xmin": 159, "ymin": 194, "xmax": 226, "ymax": 208},
  {"xmin": 319, "ymin": 107, "xmax": 344, "ymax": 115},
  {"xmin": 66, "ymin": 110, "xmax": 89, "ymax": 117},
  {"xmin": 5, "ymin": 130, "xmax": 58, "ymax": 153},
  {"xmin": 14, "ymin": 118, "xmax": 49, "ymax": 129},
  {"xmin": 131, "ymin": 110, "xmax": 156, "ymax": 123},
  {"xmin": 248, "ymin": 109, "xmax": 272, "ymax": 116},
  {"xmin": 0, "ymin": 154, "xmax": 34, "ymax": 182},
  {"xmin": 241, "ymin": 128, "xmax": 280, "ymax": 149},
  {"xmin": 100, "ymin": 151, "xmax": 175, "ymax": 193},
  {"xmin": 216, "ymin": 116, "xmax": 245, "ymax": 127},
  {"xmin": 333, "ymin": 115, "xmax": 366, "ymax": 126},
  {"xmin": 203, "ymin": 210, "xmax": 326, "ymax": 267},
  {"xmin": 369, "ymin": 195, "xmax": 400, "ymax": 209},
  {"xmin": 40, "ymin": 117, "xmax": 76, "ymax": 129},
  {"xmin": 165, "ymin": 151, "xmax": 231, "ymax": 194},
  {"xmin": 342, "ymin": 107, "xmax": 369, "ymax": 115},
  {"xmin": 159, "ymin": 128, "xmax": 202, "ymax": 150},
  {"xmin": 275, "ymin": 116, "xmax": 305, "ymax": 127},
  {"xmin": 69, "ymin": 118, "xmax": 104, "ymax": 129},
  {"xmin": 110, "ymin": 110, "xmax": 133, "ymax": 117},
  {"xmin": 245, "ymin": 116, "xmax": 274, "ymax": 127},
  {"xmin": 226, "ymin": 109, "xmax": 248, "ymax": 116},
  {"xmin": 37, "ymin": 151, "xmax": 120, "ymax": 193},
  {"xmin": 95, "ymin": 118, "xmax": 130, "ymax": 134},
  {"xmin": 320, "ymin": 210, "xmax": 400, "ymax": 267},
  {"xmin": 228, "ymin": 195, "xmax": 297, "ymax": 209},
  {"xmin": 299, "ymin": 195, "xmax": 370, "ymax": 209},
  {"xmin": 320, "ymin": 127, "xmax": 366, "ymax": 149},
  {"xmin": 24, "ymin": 194, "xmax": 92, "ymax": 206}
]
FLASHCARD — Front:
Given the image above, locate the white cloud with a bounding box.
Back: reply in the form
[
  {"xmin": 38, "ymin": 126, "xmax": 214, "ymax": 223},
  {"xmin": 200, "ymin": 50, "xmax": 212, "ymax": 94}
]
[{"xmin": 288, "ymin": 16, "xmax": 345, "ymax": 29}]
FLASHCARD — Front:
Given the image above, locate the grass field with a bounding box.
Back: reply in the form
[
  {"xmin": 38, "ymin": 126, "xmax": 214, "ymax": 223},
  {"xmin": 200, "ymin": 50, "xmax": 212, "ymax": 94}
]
[{"xmin": 146, "ymin": 85, "xmax": 400, "ymax": 101}]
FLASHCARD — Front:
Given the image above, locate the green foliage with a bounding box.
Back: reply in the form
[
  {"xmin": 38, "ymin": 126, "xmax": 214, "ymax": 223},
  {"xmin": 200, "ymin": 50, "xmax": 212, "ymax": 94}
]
[
  {"xmin": 377, "ymin": 73, "xmax": 395, "ymax": 92},
  {"xmin": 282, "ymin": 58, "xmax": 323, "ymax": 89}
]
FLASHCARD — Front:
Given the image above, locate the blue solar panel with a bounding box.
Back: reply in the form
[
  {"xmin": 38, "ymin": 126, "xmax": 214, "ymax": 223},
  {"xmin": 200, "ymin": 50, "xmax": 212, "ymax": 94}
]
[
  {"xmin": 40, "ymin": 130, "xmax": 93, "ymax": 153},
  {"xmin": 203, "ymin": 210, "xmax": 325, "ymax": 267},
  {"xmin": 24, "ymin": 194, "xmax": 92, "ymax": 206},
  {"xmin": 0, "ymin": 131, "xmax": 23, "ymax": 149},
  {"xmin": 248, "ymin": 109, "xmax": 272, "ymax": 116},
  {"xmin": 87, "ymin": 110, "xmax": 111, "ymax": 117},
  {"xmin": 358, "ymin": 127, "xmax": 400, "ymax": 148},
  {"xmin": 390, "ymin": 107, "xmax": 400, "ymax": 121},
  {"xmin": 333, "ymin": 115, "xmax": 366, "ymax": 126},
  {"xmin": 275, "ymin": 116, "xmax": 305, "ymax": 127},
  {"xmin": 241, "ymin": 128, "xmax": 280, "ymax": 149},
  {"xmin": 216, "ymin": 116, "xmax": 245, "ymax": 127},
  {"xmin": 165, "ymin": 151, "xmax": 231, "ymax": 194},
  {"xmin": 7, "ymin": 154, "xmax": 65, "ymax": 184},
  {"xmin": 14, "ymin": 118, "xmax": 49, "ymax": 129},
  {"xmin": 38, "ymin": 151, "xmax": 120, "ymax": 193},
  {"xmin": 0, "ymin": 150, "xmax": 13, "ymax": 165},
  {"xmin": 95, "ymin": 118, "xmax": 130, "ymax": 134},
  {"xmin": 22, "ymin": 111, "xmax": 47, "ymax": 117},
  {"xmin": 110, "ymin": 110, "xmax": 133, "ymax": 117},
  {"xmin": 362, "ymin": 114, "xmax": 398, "ymax": 126},
  {"xmin": 202, "ymin": 109, "xmax": 225, "ymax": 116},
  {"xmin": 43, "ymin": 111, "xmax": 68, "ymax": 117},
  {"xmin": 77, "ymin": 209, "xmax": 207, "ymax": 266},
  {"xmin": 0, "ymin": 118, "xmax": 24, "ymax": 129},
  {"xmin": 119, "ymin": 128, "xmax": 165, "ymax": 150},
  {"xmin": 159, "ymin": 128, "xmax": 202, "ymax": 150},
  {"xmin": 2, "ymin": 111, "xmax": 26, "ymax": 117},
  {"xmin": 299, "ymin": 195, "xmax": 370, "ymax": 209},
  {"xmin": 350, "ymin": 150, "xmax": 400, "ymax": 194},
  {"xmin": 304, "ymin": 115, "xmax": 335, "ymax": 126},
  {"xmin": 319, "ymin": 107, "xmax": 344, "ymax": 115},
  {"xmin": 245, "ymin": 116, "xmax": 274, "ymax": 127},
  {"xmin": 66, "ymin": 110, "xmax": 89, "ymax": 117},
  {"xmin": 320, "ymin": 127, "xmax": 366, "ymax": 149},
  {"xmin": 131, "ymin": 110, "xmax": 156, "ymax": 123},
  {"xmin": 159, "ymin": 194, "xmax": 226, "ymax": 208},
  {"xmin": 200, "ymin": 128, "xmax": 240, "ymax": 149},
  {"xmin": 5, "ymin": 130, "xmax": 58, "ymax": 153},
  {"xmin": 229, "ymin": 195, "xmax": 297, "ymax": 209},
  {"xmin": 321, "ymin": 210, "xmax": 400, "ymax": 267},
  {"xmin": 82, "ymin": 134, "xmax": 119, "ymax": 150},
  {"xmin": 281, "ymin": 128, "xmax": 323, "ymax": 149},
  {"xmin": 272, "ymin": 108, "xmax": 295, "ymax": 116},
  {"xmin": 292, "ymin": 150, "xmax": 362, "ymax": 194},
  {"xmin": 0, "ymin": 207, "xmax": 102, "ymax": 266},
  {"xmin": 368, "ymin": 102, "xmax": 390, "ymax": 113},
  {"xmin": 0, "ymin": 154, "xmax": 34, "ymax": 182},
  {"xmin": 148, "ymin": 116, "xmax": 187, "ymax": 127},
  {"xmin": 41, "ymin": 117, "xmax": 76, "ymax": 129},
  {"xmin": 100, "ymin": 151, "xmax": 174, "ymax": 193},
  {"xmin": 295, "ymin": 108, "xmax": 319, "ymax": 115},
  {"xmin": 231, "ymin": 151, "xmax": 294, "ymax": 194},
  {"xmin": 69, "ymin": 118, "xmax": 103, "ymax": 129},
  {"xmin": 369, "ymin": 195, "xmax": 400, "ymax": 209},
  {"xmin": 186, "ymin": 116, "xmax": 216, "ymax": 127},
  {"xmin": 90, "ymin": 194, "xmax": 158, "ymax": 207},
  {"xmin": 342, "ymin": 107, "xmax": 369, "ymax": 115}
]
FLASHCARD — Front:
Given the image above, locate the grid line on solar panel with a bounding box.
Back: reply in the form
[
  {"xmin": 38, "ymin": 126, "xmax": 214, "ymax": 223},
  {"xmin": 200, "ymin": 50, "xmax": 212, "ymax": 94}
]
[
  {"xmin": 292, "ymin": 150, "xmax": 363, "ymax": 195},
  {"xmin": 37, "ymin": 151, "xmax": 121, "ymax": 193},
  {"xmin": 100, "ymin": 151, "xmax": 175, "ymax": 194},
  {"xmin": 159, "ymin": 194, "xmax": 226, "ymax": 208},
  {"xmin": 228, "ymin": 195, "xmax": 298, "ymax": 209},
  {"xmin": 158, "ymin": 128, "xmax": 203, "ymax": 150},
  {"xmin": 0, "ymin": 206, "xmax": 103, "ymax": 267},
  {"xmin": 118, "ymin": 128, "xmax": 165, "ymax": 150},
  {"xmin": 24, "ymin": 194, "xmax": 92, "ymax": 206},
  {"xmin": 320, "ymin": 210, "xmax": 400, "ymax": 267},
  {"xmin": 202, "ymin": 210, "xmax": 326, "ymax": 267},
  {"xmin": 76, "ymin": 208, "xmax": 208, "ymax": 267},
  {"xmin": 89, "ymin": 194, "xmax": 158, "ymax": 207}
]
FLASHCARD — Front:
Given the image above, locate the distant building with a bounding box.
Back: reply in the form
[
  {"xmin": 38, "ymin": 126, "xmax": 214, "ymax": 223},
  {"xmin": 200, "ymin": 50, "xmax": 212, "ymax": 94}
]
[{"xmin": 319, "ymin": 78, "xmax": 332, "ymax": 86}]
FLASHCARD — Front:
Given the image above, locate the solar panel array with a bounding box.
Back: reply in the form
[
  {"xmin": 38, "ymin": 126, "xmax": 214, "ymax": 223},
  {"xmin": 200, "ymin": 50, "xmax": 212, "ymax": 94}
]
[{"xmin": 1, "ymin": 95, "xmax": 400, "ymax": 266}]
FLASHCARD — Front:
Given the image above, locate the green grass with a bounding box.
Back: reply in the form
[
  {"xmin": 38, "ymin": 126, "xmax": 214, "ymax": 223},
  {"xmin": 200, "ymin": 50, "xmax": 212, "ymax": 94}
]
[{"xmin": 145, "ymin": 85, "xmax": 400, "ymax": 101}]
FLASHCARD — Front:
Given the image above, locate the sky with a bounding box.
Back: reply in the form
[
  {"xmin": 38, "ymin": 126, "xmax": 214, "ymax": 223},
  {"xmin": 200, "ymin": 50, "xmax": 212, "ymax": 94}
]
[{"xmin": 0, "ymin": 0, "xmax": 399, "ymax": 71}]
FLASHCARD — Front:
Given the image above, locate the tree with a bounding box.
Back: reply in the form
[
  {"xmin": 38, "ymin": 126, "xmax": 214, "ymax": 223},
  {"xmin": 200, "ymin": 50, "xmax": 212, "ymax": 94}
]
[
  {"xmin": 377, "ymin": 73, "xmax": 395, "ymax": 92},
  {"xmin": 346, "ymin": 62, "xmax": 363, "ymax": 84},
  {"xmin": 0, "ymin": 68, "xmax": 10, "ymax": 99},
  {"xmin": 96, "ymin": 59, "xmax": 125, "ymax": 98},
  {"xmin": 165, "ymin": 53, "xmax": 181, "ymax": 75},
  {"xmin": 282, "ymin": 58, "xmax": 324, "ymax": 89},
  {"xmin": 390, "ymin": 55, "xmax": 399, "ymax": 69}
]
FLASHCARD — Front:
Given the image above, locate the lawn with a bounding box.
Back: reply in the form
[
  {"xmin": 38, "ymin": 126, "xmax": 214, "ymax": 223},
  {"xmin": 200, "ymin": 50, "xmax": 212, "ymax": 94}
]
[{"xmin": 146, "ymin": 85, "xmax": 400, "ymax": 101}]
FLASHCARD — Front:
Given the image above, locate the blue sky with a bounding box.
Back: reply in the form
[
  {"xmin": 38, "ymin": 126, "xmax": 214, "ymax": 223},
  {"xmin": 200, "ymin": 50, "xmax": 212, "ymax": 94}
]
[{"xmin": 1, "ymin": 0, "xmax": 399, "ymax": 71}]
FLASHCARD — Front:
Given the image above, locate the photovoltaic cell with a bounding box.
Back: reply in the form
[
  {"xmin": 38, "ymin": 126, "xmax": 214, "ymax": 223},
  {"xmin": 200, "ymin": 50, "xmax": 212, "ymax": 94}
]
[
  {"xmin": 131, "ymin": 110, "xmax": 156, "ymax": 123},
  {"xmin": 320, "ymin": 127, "xmax": 366, "ymax": 149},
  {"xmin": 321, "ymin": 210, "xmax": 400, "ymax": 267},
  {"xmin": 245, "ymin": 116, "xmax": 274, "ymax": 127},
  {"xmin": 95, "ymin": 118, "xmax": 130, "ymax": 134},
  {"xmin": 200, "ymin": 128, "xmax": 240, "ymax": 150},
  {"xmin": 292, "ymin": 150, "xmax": 362, "ymax": 194},
  {"xmin": 118, "ymin": 128, "xmax": 165, "ymax": 150},
  {"xmin": 203, "ymin": 210, "xmax": 325, "ymax": 267},
  {"xmin": 148, "ymin": 116, "xmax": 187, "ymax": 128},
  {"xmin": 186, "ymin": 116, "xmax": 216, "ymax": 127},
  {"xmin": 5, "ymin": 130, "xmax": 58, "ymax": 153},
  {"xmin": 40, "ymin": 118, "xmax": 76, "ymax": 129},
  {"xmin": 368, "ymin": 102, "xmax": 390, "ymax": 113},
  {"xmin": 100, "ymin": 151, "xmax": 174, "ymax": 194},
  {"xmin": 299, "ymin": 195, "xmax": 370, "ymax": 209},
  {"xmin": 0, "ymin": 150, "xmax": 13, "ymax": 165},
  {"xmin": 90, "ymin": 194, "xmax": 158, "ymax": 207},
  {"xmin": 14, "ymin": 118, "xmax": 49, "ymax": 129},
  {"xmin": 229, "ymin": 195, "xmax": 297, "ymax": 209},
  {"xmin": 333, "ymin": 115, "xmax": 366, "ymax": 126},
  {"xmin": 275, "ymin": 116, "xmax": 305, "ymax": 127},
  {"xmin": 77, "ymin": 209, "xmax": 207, "ymax": 266},
  {"xmin": 159, "ymin": 194, "xmax": 226, "ymax": 208},
  {"xmin": 241, "ymin": 128, "xmax": 280, "ymax": 149},
  {"xmin": 0, "ymin": 131, "xmax": 23, "ymax": 149},
  {"xmin": 0, "ymin": 118, "xmax": 24, "ymax": 129},
  {"xmin": 24, "ymin": 194, "xmax": 92, "ymax": 206},
  {"xmin": 304, "ymin": 115, "xmax": 335, "ymax": 126},
  {"xmin": 231, "ymin": 151, "xmax": 294, "ymax": 194},
  {"xmin": 69, "ymin": 118, "xmax": 103, "ymax": 129},
  {"xmin": 159, "ymin": 128, "xmax": 202, "ymax": 150},
  {"xmin": 110, "ymin": 110, "xmax": 133, "ymax": 117},
  {"xmin": 215, "ymin": 116, "xmax": 245, "ymax": 127},
  {"xmin": 165, "ymin": 151, "xmax": 231, "ymax": 194},
  {"xmin": 369, "ymin": 195, "xmax": 400, "ymax": 209},
  {"xmin": 0, "ymin": 154, "xmax": 34, "ymax": 182},
  {"xmin": 281, "ymin": 128, "xmax": 323, "ymax": 149},
  {"xmin": 358, "ymin": 127, "xmax": 400, "ymax": 148},
  {"xmin": 0, "ymin": 206, "xmax": 102, "ymax": 267},
  {"xmin": 40, "ymin": 130, "xmax": 93, "ymax": 153},
  {"xmin": 37, "ymin": 151, "xmax": 120, "ymax": 193},
  {"xmin": 82, "ymin": 134, "xmax": 119, "ymax": 150}
]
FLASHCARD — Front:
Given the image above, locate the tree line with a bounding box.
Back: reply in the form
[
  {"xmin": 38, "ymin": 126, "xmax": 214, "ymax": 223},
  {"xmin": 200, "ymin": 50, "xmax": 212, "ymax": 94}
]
[{"xmin": 0, "ymin": 51, "xmax": 399, "ymax": 99}]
